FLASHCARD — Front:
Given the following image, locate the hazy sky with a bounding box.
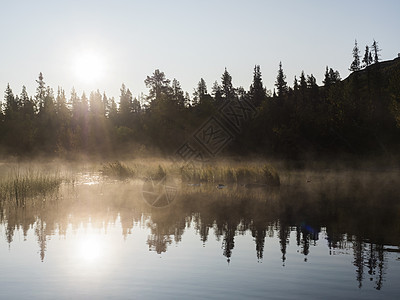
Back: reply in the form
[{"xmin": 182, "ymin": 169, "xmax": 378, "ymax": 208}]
[{"xmin": 1, "ymin": 0, "xmax": 399, "ymax": 102}]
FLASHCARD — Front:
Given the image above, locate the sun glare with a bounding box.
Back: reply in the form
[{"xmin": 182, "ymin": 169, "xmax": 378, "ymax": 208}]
[
  {"xmin": 73, "ymin": 51, "xmax": 106, "ymax": 83},
  {"xmin": 78, "ymin": 236, "xmax": 103, "ymax": 262}
]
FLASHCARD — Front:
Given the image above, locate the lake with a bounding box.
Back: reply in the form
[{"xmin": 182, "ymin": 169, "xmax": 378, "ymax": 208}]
[{"xmin": 1, "ymin": 166, "xmax": 400, "ymax": 299}]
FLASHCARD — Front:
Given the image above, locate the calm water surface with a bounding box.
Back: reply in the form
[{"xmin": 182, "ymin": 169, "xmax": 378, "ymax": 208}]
[{"xmin": 1, "ymin": 169, "xmax": 400, "ymax": 299}]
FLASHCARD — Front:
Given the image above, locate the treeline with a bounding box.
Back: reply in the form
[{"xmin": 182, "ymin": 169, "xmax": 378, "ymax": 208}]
[{"xmin": 1, "ymin": 48, "xmax": 400, "ymax": 158}]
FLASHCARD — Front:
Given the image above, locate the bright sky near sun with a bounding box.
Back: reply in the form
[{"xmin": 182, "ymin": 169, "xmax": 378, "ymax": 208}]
[{"xmin": 1, "ymin": 0, "xmax": 399, "ymax": 102}]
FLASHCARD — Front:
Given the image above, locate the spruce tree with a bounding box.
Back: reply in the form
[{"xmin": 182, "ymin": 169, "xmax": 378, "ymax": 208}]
[
  {"xmin": 221, "ymin": 68, "xmax": 235, "ymax": 100},
  {"xmin": 89, "ymin": 90, "xmax": 104, "ymax": 116},
  {"xmin": 4, "ymin": 83, "xmax": 16, "ymax": 119},
  {"xmin": 171, "ymin": 78, "xmax": 185, "ymax": 107},
  {"xmin": 349, "ymin": 40, "xmax": 361, "ymax": 72},
  {"xmin": 275, "ymin": 62, "xmax": 288, "ymax": 97},
  {"xmin": 362, "ymin": 45, "xmax": 372, "ymax": 68},
  {"xmin": 300, "ymin": 71, "xmax": 307, "ymax": 90},
  {"xmin": 56, "ymin": 87, "xmax": 69, "ymax": 117},
  {"xmin": 368, "ymin": 51, "xmax": 373, "ymax": 66},
  {"xmin": 323, "ymin": 66, "xmax": 331, "ymax": 87},
  {"xmin": 144, "ymin": 69, "xmax": 170, "ymax": 102},
  {"xmin": 20, "ymin": 85, "xmax": 33, "ymax": 116},
  {"xmin": 212, "ymin": 80, "xmax": 223, "ymax": 103},
  {"xmin": 119, "ymin": 84, "xmax": 133, "ymax": 126},
  {"xmin": 193, "ymin": 78, "xmax": 208, "ymax": 105},
  {"xmin": 70, "ymin": 88, "xmax": 80, "ymax": 120},
  {"xmin": 293, "ymin": 76, "xmax": 299, "ymax": 92},
  {"xmin": 35, "ymin": 72, "xmax": 46, "ymax": 112},
  {"xmin": 81, "ymin": 92, "xmax": 89, "ymax": 115},
  {"xmin": 249, "ymin": 65, "xmax": 266, "ymax": 106},
  {"xmin": 102, "ymin": 92, "xmax": 109, "ymax": 117},
  {"xmin": 371, "ymin": 39, "xmax": 381, "ymax": 64},
  {"xmin": 108, "ymin": 97, "xmax": 118, "ymax": 124},
  {"xmin": 132, "ymin": 97, "xmax": 141, "ymax": 113}
]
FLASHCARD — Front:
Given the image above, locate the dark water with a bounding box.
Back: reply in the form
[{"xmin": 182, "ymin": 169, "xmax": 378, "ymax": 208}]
[{"xmin": 1, "ymin": 170, "xmax": 400, "ymax": 299}]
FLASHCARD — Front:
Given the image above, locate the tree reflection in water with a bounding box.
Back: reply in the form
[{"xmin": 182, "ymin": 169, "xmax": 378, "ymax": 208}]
[{"xmin": 1, "ymin": 169, "xmax": 399, "ymax": 290}]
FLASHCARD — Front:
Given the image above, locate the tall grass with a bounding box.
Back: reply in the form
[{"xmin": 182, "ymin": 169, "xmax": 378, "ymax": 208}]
[
  {"xmin": 100, "ymin": 160, "xmax": 280, "ymax": 186},
  {"xmin": 180, "ymin": 163, "xmax": 280, "ymax": 186},
  {"xmin": 101, "ymin": 161, "xmax": 168, "ymax": 180},
  {"xmin": 101, "ymin": 161, "xmax": 135, "ymax": 179},
  {"xmin": 0, "ymin": 170, "xmax": 63, "ymax": 206}
]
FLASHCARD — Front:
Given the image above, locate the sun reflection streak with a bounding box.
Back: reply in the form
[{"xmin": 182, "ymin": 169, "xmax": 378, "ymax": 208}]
[{"xmin": 78, "ymin": 236, "xmax": 103, "ymax": 262}]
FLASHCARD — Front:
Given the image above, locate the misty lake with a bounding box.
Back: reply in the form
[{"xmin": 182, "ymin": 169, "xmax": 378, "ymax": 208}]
[{"xmin": 1, "ymin": 163, "xmax": 400, "ymax": 299}]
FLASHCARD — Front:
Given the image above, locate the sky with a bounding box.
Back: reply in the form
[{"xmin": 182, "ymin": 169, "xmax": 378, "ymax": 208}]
[{"xmin": 1, "ymin": 0, "xmax": 400, "ymax": 102}]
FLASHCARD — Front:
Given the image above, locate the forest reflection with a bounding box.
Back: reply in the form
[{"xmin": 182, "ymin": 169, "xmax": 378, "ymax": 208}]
[{"xmin": 1, "ymin": 169, "xmax": 400, "ymax": 291}]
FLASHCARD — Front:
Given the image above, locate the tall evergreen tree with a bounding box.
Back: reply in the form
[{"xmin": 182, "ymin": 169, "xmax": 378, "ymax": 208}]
[
  {"xmin": 198, "ymin": 78, "xmax": 208, "ymax": 97},
  {"xmin": 119, "ymin": 84, "xmax": 133, "ymax": 126},
  {"xmin": 221, "ymin": 68, "xmax": 235, "ymax": 100},
  {"xmin": 212, "ymin": 80, "xmax": 223, "ymax": 103},
  {"xmin": 132, "ymin": 97, "xmax": 141, "ymax": 113},
  {"xmin": 70, "ymin": 88, "xmax": 80, "ymax": 120},
  {"xmin": 56, "ymin": 87, "xmax": 68, "ymax": 116},
  {"xmin": 89, "ymin": 90, "xmax": 104, "ymax": 116},
  {"xmin": 55, "ymin": 87, "xmax": 71, "ymax": 152},
  {"xmin": 323, "ymin": 66, "xmax": 331, "ymax": 87},
  {"xmin": 183, "ymin": 92, "xmax": 191, "ymax": 108},
  {"xmin": 249, "ymin": 65, "xmax": 266, "ymax": 106},
  {"xmin": 41, "ymin": 87, "xmax": 55, "ymax": 115},
  {"xmin": 307, "ymin": 74, "xmax": 318, "ymax": 88},
  {"xmin": 19, "ymin": 86, "xmax": 35, "ymax": 152},
  {"xmin": 300, "ymin": 71, "xmax": 307, "ymax": 90},
  {"xmin": 362, "ymin": 45, "xmax": 372, "ymax": 68},
  {"xmin": 171, "ymin": 78, "xmax": 185, "ymax": 108},
  {"xmin": 81, "ymin": 92, "xmax": 89, "ymax": 116},
  {"xmin": 108, "ymin": 97, "xmax": 118, "ymax": 124},
  {"xmin": 2, "ymin": 84, "xmax": 22, "ymax": 151},
  {"xmin": 275, "ymin": 62, "xmax": 288, "ymax": 97},
  {"xmin": 4, "ymin": 83, "xmax": 16, "ymax": 119},
  {"xmin": 35, "ymin": 72, "xmax": 46, "ymax": 112},
  {"xmin": 144, "ymin": 69, "xmax": 170, "ymax": 102},
  {"xmin": 37, "ymin": 86, "xmax": 57, "ymax": 151},
  {"xmin": 368, "ymin": 51, "xmax": 373, "ymax": 66},
  {"xmin": 102, "ymin": 92, "xmax": 109, "ymax": 117},
  {"xmin": 193, "ymin": 78, "xmax": 208, "ymax": 106},
  {"xmin": 293, "ymin": 76, "xmax": 299, "ymax": 92},
  {"xmin": 371, "ymin": 39, "xmax": 381, "ymax": 64},
  {"xmin": 20, "ymin": 85, "xmax": 34, "ymax": 116},
  {"xmin": 349, "ymin": 40, "xmax": 361, "ymax": 72}
]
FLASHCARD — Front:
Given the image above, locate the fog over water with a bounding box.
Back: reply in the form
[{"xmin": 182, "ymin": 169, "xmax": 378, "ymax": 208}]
[{"xmin": 0, "ymin": 159, "xmax": 399, "ymax": 299}]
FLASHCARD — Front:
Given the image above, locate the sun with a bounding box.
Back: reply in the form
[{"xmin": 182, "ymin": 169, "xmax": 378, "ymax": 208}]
[{"xmin": 73, "ymin": 51, "xmax": 106, "ymax": 83}]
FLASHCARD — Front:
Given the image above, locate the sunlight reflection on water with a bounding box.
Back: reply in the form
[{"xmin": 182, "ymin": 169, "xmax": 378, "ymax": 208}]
[{"xmin": 74, "ymin": 172, "xmax": 103, "ymax": 186}]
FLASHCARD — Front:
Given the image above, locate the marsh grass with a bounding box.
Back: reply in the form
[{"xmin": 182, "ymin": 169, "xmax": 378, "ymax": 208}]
[
  {"xmin": 101, "ymin": 161, "xmax": 135, "ymax": 179},
  {"xmin": 180, "ymin": 163, "xmax": 280, "ymax": 186},
  {"xmin": 100, "ymin": 159, "xmax": 280, "ymax": 186},
  {"xmin": 0, "ymin": 169, "xmax": 63, "ymax": 206},
  {"xmin": 101, "ymin": 160, "xmax": 171, "ymax": 181}
]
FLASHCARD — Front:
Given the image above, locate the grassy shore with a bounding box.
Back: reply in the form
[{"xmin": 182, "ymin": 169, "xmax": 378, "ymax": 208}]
[
  {"xmin": 101, "ymin": 160, "xmax": 280, "ymax": 186},
  {"xmin": 0, "ymin": 169, "xmax": 63, "ymax": 206}
]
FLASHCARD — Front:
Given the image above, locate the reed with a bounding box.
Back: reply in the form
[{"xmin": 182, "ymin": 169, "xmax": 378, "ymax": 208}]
[
  {"xmin": 180, "ymin": 163, "xmax": 280, "ymax": 186},
  {"xmin": 101, "ymin": 161, "xmax": 135, "ymax": 179},
  {"xmin": 0, "ymin": 169, "xmax": 63, "ymax": 205},
  {"xmin": 100, "ymin": 159, "xmax": 280, "ymax": 186}
]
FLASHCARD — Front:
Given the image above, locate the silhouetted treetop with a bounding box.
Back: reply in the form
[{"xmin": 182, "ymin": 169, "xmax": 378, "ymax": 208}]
[{"xmin": 275, "ymin": 62, "xmax": 288, "ymax": 97}]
